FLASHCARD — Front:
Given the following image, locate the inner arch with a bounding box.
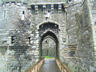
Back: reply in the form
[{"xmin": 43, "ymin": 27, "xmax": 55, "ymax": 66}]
[
  {"xmin": 42, "ymin": 37, "xmax": 56, "ymax": 57},
  {"xmin": 40, "ymin": 31, "xmax": 59, "ymax": 58}
]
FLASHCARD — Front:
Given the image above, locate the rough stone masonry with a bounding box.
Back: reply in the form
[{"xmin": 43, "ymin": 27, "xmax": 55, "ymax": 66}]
[{"xmin": 0, "ymin": 0, "xmax": 96, "ymax": 72}]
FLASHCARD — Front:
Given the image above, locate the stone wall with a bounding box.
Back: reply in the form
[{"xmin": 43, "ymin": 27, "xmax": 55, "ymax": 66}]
[
  {"xmin": 0, "ymin": 2, "xmax": 67, "ymax": 72},
  {"xmin": 87, "ymin": 0, "xmax": 96, "ymax": 71},
  {"xmin": 59, "ymin": 2, "xmax": 82, "ymax": 72},
  {"xmin": 0, "ymin": 3, "xmax": 39, "ymax": 72},
  {"xmin": 60, "ymin": 0, "xmax": 95, "ymax": 72},
  {"xmin": 76, "ymin": 0, "xmax": 93, "ymax": 71},
  {"xmin": 0, "ymin": 0, "xmax": 67, "ymax": 4}
]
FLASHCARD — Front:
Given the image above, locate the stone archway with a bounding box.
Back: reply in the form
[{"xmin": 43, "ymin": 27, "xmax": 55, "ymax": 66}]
[
  {"xmin": 38, "ymin": 22, "xmax": 59, "ymax": 59},
  {"xmin": 37, "ymin": 21, "xmax": 60, "ymax": 29},
  {"xmin": 39, "ymin": 31, "xmax": 59, "ymax": 58}
]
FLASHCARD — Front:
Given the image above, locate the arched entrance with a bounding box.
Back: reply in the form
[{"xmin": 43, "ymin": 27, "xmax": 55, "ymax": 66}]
[
  {"xmin": 42, "ymin": 36, "xmax": 56, "ymax": 57},
  {"xmin": 38, "ymin": 22, "xmax": 59, "ymax": 59},
  {"xmin": 40, "ymin": 31, "xmax": 59, "ymax": 58}
]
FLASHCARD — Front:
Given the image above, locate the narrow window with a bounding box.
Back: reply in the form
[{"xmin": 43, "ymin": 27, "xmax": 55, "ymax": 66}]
[
  {"xmin": 28, "ymin": 37, "xmax": 30, "ymax": 44},
  {"xmin": 23, "ymin": 11, "xmax": 25, "ymax": 14},
  {"xmin": 11, "ymin": 36, "xmax": 15, "ymax": 44}
]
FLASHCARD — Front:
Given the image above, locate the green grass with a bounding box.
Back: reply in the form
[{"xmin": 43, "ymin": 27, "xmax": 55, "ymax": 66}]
[{"xmin": 44, "ymin": 56, "xmax": 55, "ymax": 59}]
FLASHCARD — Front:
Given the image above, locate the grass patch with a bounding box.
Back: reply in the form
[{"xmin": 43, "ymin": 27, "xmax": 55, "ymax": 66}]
[{"xmin": 44, "ymin": 56, "xmax": 55, "ymax": 59}]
